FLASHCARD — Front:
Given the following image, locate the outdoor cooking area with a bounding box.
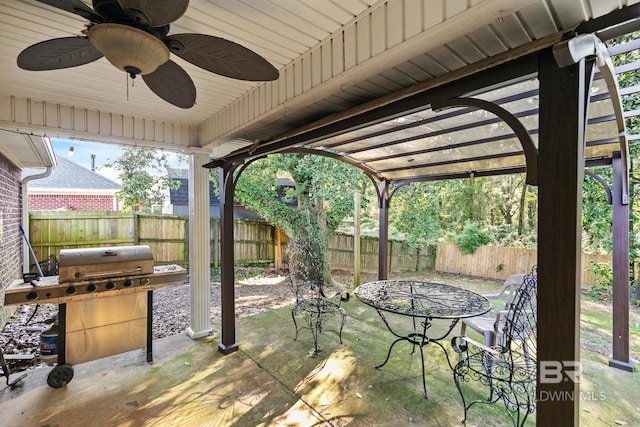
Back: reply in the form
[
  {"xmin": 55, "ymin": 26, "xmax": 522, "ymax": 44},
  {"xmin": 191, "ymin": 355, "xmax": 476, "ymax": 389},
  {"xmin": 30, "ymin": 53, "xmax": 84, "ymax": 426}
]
[{"xmin": 2, "ymin": 245, "xmax": 186, "ymax": 388}]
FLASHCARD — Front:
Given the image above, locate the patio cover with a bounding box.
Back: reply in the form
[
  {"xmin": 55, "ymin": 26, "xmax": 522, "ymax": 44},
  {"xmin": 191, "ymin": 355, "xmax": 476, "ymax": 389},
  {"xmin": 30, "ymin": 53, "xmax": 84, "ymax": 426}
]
[{"xmin": 206, "ymin": 7, "xmax": 640, "ymax": 426}]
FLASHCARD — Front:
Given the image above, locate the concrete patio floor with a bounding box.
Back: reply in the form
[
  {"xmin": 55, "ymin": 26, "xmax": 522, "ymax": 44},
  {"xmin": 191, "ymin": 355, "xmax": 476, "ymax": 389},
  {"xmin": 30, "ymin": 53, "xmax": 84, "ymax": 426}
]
[
  {"xmin": 1, "ymin": 331, "xmax": 332, "ymax": 427},
  {"xmin": 0, "ymin": 300, "xmax": 506, "ymax": 427},
  {"xmin": 0, "ymin": 298, "xmax": 636, "ymax": 426}
]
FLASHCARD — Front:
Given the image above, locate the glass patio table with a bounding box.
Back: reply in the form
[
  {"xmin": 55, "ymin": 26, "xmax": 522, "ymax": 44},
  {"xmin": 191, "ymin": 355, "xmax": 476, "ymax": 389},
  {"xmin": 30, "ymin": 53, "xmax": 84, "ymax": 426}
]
[{"xmin": 354, "ymin": 280, "xmax": 491, "ymax": 398}]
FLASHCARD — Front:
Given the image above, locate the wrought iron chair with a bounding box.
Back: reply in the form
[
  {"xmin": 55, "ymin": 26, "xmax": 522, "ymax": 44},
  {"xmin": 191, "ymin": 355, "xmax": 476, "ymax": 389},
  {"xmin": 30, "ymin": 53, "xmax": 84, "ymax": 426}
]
[
  {"xmin": 451, "ymin": 267, "xmax": 537, "ymax": 427},
  {"xmin": 287, "ymin": 242, "xmax": 348, "ymax": 356},
  {"xmin": 460, "ymin": 273, "xmax": 527, "ymax": 347}
]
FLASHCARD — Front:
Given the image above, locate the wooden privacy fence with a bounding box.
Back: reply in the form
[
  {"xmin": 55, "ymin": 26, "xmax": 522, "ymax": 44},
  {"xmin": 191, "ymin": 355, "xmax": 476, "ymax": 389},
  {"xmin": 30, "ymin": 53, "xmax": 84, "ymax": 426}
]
[
  {"xmin": 28, "ymin": 211, "xmax": 620, "ymax": 287},
  {"xmin": 27, "ymin": 211, "xmax": 434, "ymax": 273},
  {"xmin": 435, "ymin": 242, "xmax": 615, "ymax": 288}
]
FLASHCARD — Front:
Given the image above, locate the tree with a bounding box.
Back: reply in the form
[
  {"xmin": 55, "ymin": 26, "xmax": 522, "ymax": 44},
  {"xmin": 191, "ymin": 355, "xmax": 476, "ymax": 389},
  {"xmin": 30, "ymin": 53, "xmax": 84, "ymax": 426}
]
[
  {"xmin": 489, "ymin": 175, "xmax": 525, "ymax": 229},
  {"xmin": 582, "ymin": 167, "xmax": 613, "ymax": 254},
  {"xmin": 103, "ymin": 147, "xmax": 182, "ymax": 212},
  {"xmin": 234, "ymin": 154, "xmax": 364, "ymax": 287},
  {"xmin": 389, "ymin": 183, "xmax": 444, "ymax": 246}
]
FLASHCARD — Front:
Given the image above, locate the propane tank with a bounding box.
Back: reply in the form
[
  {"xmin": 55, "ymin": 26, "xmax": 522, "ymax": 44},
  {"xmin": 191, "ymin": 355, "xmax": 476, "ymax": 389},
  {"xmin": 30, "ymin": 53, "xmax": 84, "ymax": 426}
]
[{"xmin": 39, "ymin": 315, "xmax": 58, "ymax": 366}]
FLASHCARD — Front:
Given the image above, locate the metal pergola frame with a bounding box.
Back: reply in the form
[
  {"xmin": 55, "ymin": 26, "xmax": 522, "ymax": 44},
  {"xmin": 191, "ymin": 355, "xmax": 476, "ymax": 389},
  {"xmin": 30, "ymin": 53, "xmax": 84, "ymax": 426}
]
[{"xmin": 207, "ymin": 6, "xmax": 640, "ymax": 426}]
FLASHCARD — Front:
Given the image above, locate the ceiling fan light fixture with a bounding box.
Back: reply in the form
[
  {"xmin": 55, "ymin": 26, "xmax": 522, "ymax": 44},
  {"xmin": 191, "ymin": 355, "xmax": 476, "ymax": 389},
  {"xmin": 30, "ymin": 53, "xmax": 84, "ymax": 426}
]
[{"xmin": 88, "ymin": 23, "xmax": 169, "ymax": 76}]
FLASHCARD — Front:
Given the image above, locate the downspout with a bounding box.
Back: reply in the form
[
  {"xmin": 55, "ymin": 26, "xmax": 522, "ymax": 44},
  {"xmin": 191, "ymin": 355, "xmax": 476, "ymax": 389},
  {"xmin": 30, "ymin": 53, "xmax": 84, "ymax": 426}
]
[{"xmin": 20, "ymin": 167, "xmax": 53, "ymax": 273}]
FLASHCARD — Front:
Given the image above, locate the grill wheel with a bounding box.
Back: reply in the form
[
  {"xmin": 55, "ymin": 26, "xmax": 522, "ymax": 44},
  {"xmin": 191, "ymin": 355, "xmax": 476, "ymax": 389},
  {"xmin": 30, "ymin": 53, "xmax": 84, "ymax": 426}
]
[{"xmin": 46, "ymin": 364, "xmax": 74, "ymax": 388}]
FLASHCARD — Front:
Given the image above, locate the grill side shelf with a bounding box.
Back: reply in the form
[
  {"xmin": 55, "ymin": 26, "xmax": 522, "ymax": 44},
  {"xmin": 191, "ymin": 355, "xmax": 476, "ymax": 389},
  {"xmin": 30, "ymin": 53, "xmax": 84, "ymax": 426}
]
[{"xmin": 4, "ymin": 265, "xmax": 187, "ymax": 306}]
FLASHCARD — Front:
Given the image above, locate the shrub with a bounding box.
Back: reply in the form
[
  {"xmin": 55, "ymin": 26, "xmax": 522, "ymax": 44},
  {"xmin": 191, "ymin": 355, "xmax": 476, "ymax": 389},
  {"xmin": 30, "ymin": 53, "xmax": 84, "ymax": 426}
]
[
  {"xmin": 454, "ymin": 222, "xmax": 491, "ymax": 254},
  {"xmin": 588, "ymin": 261, "xmax": 613, "ymax": 300}
]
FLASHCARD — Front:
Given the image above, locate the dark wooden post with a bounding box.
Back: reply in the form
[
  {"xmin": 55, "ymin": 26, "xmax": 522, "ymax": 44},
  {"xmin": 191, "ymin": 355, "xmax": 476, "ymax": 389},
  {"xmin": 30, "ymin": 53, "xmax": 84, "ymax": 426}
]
[
  {"xmin": 609, "ymin": 151, "xmax": 634, "ymax": 371},
  {"xmin": 378, "ymin": 180, "xmax": 390, "ymax": 280},
  {"xmin": 218, "ymin": 162, "xmax": 239, "ymax": 354},
  {"xmin": 537, "ymin": 47, "xmax": 595, "ymax": 425}
]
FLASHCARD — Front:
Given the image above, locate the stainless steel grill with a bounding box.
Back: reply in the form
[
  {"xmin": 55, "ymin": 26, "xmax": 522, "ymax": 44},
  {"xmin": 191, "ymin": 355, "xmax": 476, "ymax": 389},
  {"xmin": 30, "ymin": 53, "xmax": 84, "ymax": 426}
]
[
  {"xmin": 5, "ymin": 245, "xmax": 186, "ymax": 305},
  {"xmin": 3, "ymin": 245, "xmax": 188, "ymax": 387}
]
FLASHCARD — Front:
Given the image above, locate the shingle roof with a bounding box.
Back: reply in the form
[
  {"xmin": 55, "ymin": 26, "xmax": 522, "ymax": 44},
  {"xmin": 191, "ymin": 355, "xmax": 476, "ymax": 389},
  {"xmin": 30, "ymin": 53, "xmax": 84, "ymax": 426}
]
[
  {"xmin": 168, "ymin": 168, "xmax": 216, "ymax": 205},
  {"xmin": 26, "ymin": 156, "xmax": 120, "ymax": 190}
]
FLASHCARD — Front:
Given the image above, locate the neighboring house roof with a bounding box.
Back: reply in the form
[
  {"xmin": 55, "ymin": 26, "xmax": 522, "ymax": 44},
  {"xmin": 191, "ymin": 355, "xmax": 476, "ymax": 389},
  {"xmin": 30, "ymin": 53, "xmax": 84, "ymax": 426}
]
[
  {"xmin": 167, "ymin": 168, "xmax": 295, "ymax": 207},
  {"xmin": 26, "ymin": 157, "xmax": 120, "ymax": 194},
  {"xmin": 167, "ymin": 168, "xmax": 295, "ymax": 220},
  {"xmin": 168, "ymin": 168, "xmax": 216, "ymax": 206}
]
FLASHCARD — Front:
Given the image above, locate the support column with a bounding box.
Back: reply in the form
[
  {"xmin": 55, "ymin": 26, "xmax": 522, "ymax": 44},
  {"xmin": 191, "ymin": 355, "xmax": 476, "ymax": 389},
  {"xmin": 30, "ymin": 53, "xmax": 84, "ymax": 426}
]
[
  {"xmin": 354, "ymin": 190, "xmax": 362, "ymax": 286},
  {"xmin": 186, "ymin": 152, "xmax": 213, "ymax": 339},
  {"xmin": 378, "ymin": 180, "xmax": 390, "ymax": 280},
  {"xmin": 218, "ymin": 162, "xmax": 239, "ymax": 354},
  {"xmin": 609, "ymin": 151, "xmax": 634, "ymax": 371},
  {"xmin": 537, "ymin": 47, "xmax": 595, "ymax": 426}
]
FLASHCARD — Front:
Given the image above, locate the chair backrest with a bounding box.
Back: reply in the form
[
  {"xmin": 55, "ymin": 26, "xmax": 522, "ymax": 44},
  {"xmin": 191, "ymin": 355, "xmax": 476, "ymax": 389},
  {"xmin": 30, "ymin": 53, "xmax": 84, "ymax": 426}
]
[
  {"xmin": 501, "ymin": 268, "xmax": 537, "ymax": 372},
  {"xmin": 486, "ymin": 273, "xmax": 527, "ymax": 308},
  {"xmin": 286, "ymin": 240, "xmax": 324, "ymax": 302}
]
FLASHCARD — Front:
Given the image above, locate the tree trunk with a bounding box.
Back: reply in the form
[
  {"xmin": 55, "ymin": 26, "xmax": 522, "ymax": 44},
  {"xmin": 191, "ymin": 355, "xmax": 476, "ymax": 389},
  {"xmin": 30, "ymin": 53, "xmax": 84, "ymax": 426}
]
[
  {"xmin": 517, "ymin": 181, "xmax": 527, "ymax": 236},
  {"xmin": 312, "ymin": 194, "xmax": 333, "ymax": 284}
]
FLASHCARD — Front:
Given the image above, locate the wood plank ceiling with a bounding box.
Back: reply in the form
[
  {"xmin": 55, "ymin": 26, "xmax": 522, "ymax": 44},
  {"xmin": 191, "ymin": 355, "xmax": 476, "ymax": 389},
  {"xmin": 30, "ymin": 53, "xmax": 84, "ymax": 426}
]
[{"xmin": 0, "ymin": 0, "xmax": 638, "ymax": 179}]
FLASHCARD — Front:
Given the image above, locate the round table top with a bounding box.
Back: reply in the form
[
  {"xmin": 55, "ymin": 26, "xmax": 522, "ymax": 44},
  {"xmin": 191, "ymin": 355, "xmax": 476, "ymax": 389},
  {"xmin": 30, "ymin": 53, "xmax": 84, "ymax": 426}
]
[{"xmin": 354, "ymin": 280, "xmax": 491, "ymax": 319}]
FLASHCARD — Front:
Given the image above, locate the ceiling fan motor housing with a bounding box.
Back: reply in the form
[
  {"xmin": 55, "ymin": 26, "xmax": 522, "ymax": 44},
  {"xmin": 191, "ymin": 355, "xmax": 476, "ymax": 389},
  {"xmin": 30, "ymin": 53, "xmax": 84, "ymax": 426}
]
[{"xmin": 87, "ymin": 23, "xmax": 170, "ymax": 77}]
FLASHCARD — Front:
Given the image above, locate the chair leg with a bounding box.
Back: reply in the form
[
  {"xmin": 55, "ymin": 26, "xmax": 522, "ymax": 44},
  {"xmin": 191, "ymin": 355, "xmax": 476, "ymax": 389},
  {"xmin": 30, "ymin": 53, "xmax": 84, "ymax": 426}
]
[
  {"xmin": 338, "ymin": 308, "xmax": 346, "ymax": 344},
  {"xmin": 452, "ymin": 361, "xmax": 470, "ymax": 424},
  {"xmin": 292, "ymin": 303, "xmax": 347, "ymax": 355},
  {"xmin": 310, "ymin": 313, "xmax": 321, "ymax": 355},
  {"xmin": 484, "ymin": 330, "xmax": 496, "ymax": 347},
  {"xmin": 291, "ymin": 309, "xmax": 300, "ymax": 340}
]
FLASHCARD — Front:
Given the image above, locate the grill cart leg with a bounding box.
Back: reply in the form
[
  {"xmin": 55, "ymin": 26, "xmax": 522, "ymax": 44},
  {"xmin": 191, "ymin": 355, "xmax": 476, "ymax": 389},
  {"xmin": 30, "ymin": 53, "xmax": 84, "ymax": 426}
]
[
  {"xmin": 147, "ymin": 290, "xmax": 153, "ymax": 363},
  {"xmin": 46, "ymin": 303, "xmax": 74, "ymax": 389}
]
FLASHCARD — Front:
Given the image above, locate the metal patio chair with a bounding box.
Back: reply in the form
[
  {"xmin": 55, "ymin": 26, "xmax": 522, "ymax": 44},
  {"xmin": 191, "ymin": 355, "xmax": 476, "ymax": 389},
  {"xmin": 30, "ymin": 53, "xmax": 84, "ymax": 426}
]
[
  {"xmin": 451, "ymin": 267, "xmax": 537, "ymax": 427},
  {"xmin": 460, "ymin": 273, "xmax": 527, "ymax": 347},
  {"xmin": 287, "ymin": 241, "xmax": 347, "ymax": 356}
]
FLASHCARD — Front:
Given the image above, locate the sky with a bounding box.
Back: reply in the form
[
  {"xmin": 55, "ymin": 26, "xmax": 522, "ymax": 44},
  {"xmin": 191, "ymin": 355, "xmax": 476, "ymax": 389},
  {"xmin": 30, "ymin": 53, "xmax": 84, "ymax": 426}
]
[{"xmin": 50, "ymin": 138, "xmax": 187, "ymax": 183}]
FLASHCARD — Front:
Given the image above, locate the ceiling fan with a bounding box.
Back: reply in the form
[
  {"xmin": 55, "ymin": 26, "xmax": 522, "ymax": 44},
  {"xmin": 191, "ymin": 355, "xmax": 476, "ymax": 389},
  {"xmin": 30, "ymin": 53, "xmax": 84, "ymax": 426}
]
[{"xmin": 17, "ymin": 0, "xmax": 279, "ymax": 108}]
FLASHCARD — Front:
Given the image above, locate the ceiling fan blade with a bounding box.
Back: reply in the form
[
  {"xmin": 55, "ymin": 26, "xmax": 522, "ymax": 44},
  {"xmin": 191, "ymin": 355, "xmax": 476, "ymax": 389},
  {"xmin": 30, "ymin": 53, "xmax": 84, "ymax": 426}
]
[
  {"xmin": 17, "ymin": 37, "xmax": 103, "ymax": 71},
  {"xmin": 118, "ymin": 0, "xmax": 189, "ymax": 26},
  {"xmin": 165, "ymin": 34, "xmax": 279, "ymax": 81},
  {"xmin": 142, "ymin": 60, "xmax": 196, "ymax": 108},
  {"xmin": 36, "ymin": 0, "xmax": 103, "ymax": 22}
]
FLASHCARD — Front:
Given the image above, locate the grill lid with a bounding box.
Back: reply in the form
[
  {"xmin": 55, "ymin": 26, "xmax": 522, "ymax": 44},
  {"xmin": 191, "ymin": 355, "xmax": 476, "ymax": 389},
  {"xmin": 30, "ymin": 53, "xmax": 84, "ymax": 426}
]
[{"xmin": 58, "ymin": 245, "xmax": 154, "ymax": 283}]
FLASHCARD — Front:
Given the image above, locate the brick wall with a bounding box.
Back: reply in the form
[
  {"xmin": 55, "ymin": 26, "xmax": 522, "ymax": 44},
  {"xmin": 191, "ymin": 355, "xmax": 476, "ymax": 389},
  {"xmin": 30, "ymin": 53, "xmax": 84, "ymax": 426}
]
[
  {"xmin": 28, "ymin": 194, "xmax": 117, "ymax": 211},
  {"xmin": 0, "ymin": 154, "xmax": 23, "ymax": 325}
]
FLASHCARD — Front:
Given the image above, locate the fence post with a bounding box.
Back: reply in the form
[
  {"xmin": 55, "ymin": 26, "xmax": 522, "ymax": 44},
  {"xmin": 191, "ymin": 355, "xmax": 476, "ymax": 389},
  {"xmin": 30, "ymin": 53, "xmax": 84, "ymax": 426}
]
[
  {"xmin": 134, "ymin": 212, "xmax": 140, "ymax": 245},
  {"xmin": 354, "ymin": 190, "xmax": 361, "ymax": 286},
  {"xmin": 274, "ymin": 226, "xmax": 282, "ymax": 271}
]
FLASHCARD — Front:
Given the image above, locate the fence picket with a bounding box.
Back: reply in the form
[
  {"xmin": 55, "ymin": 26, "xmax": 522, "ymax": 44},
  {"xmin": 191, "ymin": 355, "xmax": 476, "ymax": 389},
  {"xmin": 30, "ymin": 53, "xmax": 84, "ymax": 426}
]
[{"xmin": 27, "ymin": 211, "xmax": 620, "ymax": 287}]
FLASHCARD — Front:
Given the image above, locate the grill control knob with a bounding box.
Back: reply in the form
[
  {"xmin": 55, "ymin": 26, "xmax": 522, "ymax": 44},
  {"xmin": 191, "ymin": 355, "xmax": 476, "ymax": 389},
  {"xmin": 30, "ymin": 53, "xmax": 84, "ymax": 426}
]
[
  {"xmin": 87, "ymin": 284, "xmax": 97, "ymax": 292},
  {"xmin": 66, "ymin": 286, "xmax": 77, "ymax": 295},
  {"xmin": 123, "ymin": 279, "xmax": 133, "ymax": 288},
  {"xmin": 140, "ymin": 278, "xmax": 150, "ymax": 286},
  {"xmin": 26, "ymin": 291, "xmax": 38, "ymax": 301},
  {"xmin": 106, "ymin": 281, "xmax": 116, "ymax": 290}
]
